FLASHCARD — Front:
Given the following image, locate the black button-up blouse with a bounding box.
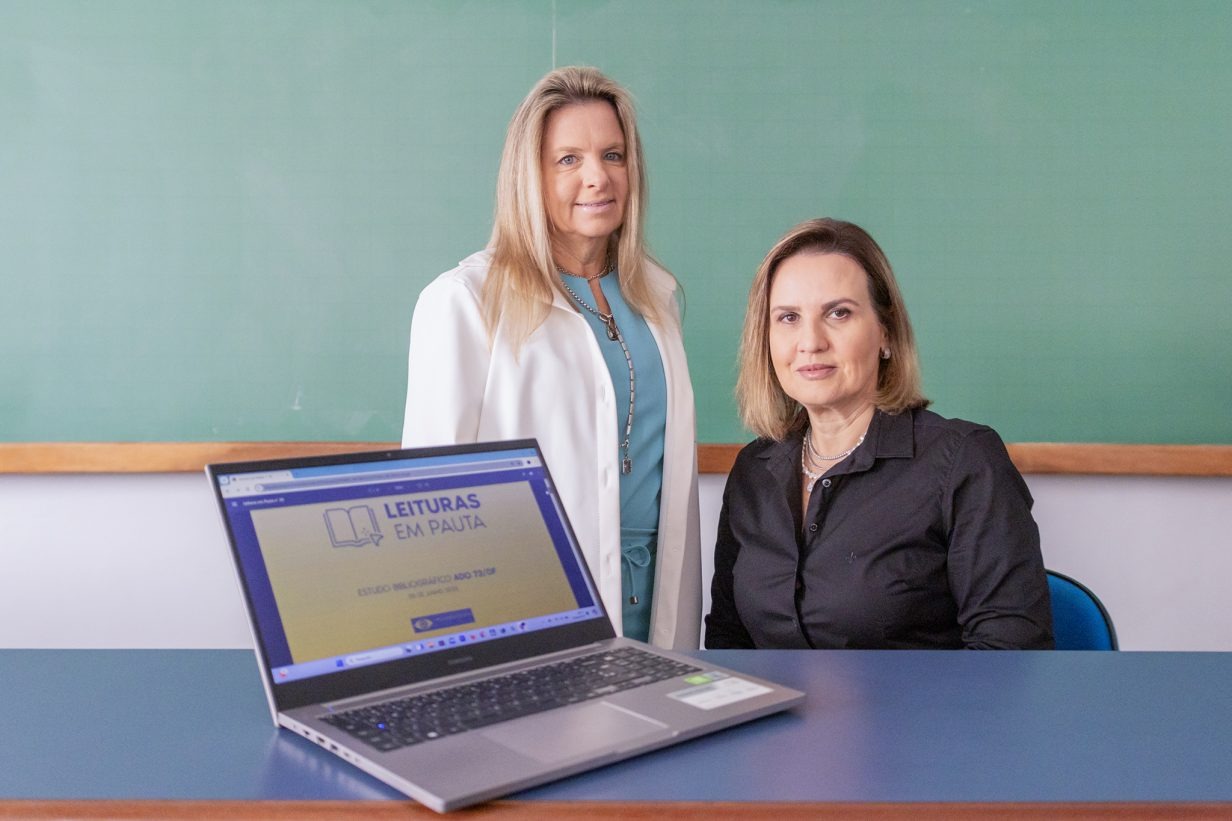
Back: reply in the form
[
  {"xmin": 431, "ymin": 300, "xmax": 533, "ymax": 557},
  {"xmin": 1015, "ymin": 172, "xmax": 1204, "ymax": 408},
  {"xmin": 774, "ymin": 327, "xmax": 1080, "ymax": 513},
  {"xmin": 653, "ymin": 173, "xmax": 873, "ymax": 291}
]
[{"xmin": 705, "ymin": 408, "xmax": 1054, "ymax": 649}]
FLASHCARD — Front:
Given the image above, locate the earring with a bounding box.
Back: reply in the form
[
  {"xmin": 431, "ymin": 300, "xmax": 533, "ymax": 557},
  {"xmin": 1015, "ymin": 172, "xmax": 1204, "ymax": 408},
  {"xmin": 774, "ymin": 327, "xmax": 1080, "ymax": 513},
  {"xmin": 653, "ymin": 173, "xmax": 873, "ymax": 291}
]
[{"xmin": 880, "ymin": 348, "xmax": 891, "ymax": 360}]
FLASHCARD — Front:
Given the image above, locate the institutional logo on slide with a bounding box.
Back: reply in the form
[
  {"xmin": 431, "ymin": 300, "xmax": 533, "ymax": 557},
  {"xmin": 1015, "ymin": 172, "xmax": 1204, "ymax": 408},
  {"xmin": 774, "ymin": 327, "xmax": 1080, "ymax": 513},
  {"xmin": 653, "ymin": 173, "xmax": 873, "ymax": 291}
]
[
  {"xmin": 324, "ymin": 505, "xmax": 384, "ymax": 548},
  {"xmin": 411, "ymin": 608, "xmax": 476, "ymax": 633}
]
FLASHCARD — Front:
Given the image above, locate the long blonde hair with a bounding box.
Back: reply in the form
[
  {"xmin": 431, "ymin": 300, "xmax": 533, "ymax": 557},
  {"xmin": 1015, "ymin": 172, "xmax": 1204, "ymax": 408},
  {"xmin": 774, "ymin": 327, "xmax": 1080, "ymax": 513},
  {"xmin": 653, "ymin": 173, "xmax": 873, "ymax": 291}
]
[
  {"xmin": 737, "ymin": 218, "xmax": 929, "ymax": 440},
  {"xmin": 484, "ymin": 66, "xmax": 673, "ymax": 345}
]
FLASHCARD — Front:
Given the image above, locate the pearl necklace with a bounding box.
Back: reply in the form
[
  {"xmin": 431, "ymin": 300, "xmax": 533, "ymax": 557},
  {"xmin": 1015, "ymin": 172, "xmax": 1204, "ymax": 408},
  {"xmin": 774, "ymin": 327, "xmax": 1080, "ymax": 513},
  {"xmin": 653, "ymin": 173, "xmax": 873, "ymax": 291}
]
[
  {"xmin": 559, "ymin": 278, "xmax": 635, "ymax": 475},
  {"xmin": 800, "ymin": 427, "xmax": 866, "ymax": 493}
]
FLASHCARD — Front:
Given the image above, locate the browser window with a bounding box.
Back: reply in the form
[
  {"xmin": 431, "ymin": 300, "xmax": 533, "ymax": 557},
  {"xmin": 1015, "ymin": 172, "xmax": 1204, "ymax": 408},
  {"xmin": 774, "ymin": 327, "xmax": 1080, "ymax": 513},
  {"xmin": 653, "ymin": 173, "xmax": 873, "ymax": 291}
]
[{"xmin": 216, "ymin": 447, "xmax": 603, "ymax": 684}]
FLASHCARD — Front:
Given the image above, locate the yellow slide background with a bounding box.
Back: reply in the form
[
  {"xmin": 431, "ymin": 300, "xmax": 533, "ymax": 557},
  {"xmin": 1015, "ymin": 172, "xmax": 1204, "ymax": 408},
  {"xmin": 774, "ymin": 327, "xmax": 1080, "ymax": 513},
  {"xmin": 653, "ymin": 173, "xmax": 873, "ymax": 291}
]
[{"xmin": 252, "ymin": 481, "xmax": 577, "ymax": 663}]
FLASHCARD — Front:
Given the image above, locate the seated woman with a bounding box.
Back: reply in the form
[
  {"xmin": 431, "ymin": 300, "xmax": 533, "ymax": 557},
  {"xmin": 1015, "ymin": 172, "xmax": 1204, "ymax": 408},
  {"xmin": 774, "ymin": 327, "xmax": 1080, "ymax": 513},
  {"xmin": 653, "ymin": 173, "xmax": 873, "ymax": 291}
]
[{"xmin": 705, "ymin": 219, "xmax": 1053, "ymax": 649}]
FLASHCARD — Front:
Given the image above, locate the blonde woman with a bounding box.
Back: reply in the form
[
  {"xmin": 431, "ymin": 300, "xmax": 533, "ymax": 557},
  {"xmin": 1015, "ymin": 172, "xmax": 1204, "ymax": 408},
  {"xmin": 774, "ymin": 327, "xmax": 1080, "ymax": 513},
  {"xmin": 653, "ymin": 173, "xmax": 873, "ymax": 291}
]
[
  {"xmin": 402, "ymin": 67, "xmax": 700, "ymax": 649},
  {"xmin": 705, "ymin": 218, "xmax": 1052, "ymax": 649}
]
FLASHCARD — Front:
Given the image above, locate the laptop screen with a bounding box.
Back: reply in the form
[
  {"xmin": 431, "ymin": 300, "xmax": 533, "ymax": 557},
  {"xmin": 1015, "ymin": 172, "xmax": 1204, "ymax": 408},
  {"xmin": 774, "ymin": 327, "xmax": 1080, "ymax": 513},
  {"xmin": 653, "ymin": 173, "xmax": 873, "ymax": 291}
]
[{"xmin": 211, "ymin": 442, "xmax": 607, "ymax": 690}]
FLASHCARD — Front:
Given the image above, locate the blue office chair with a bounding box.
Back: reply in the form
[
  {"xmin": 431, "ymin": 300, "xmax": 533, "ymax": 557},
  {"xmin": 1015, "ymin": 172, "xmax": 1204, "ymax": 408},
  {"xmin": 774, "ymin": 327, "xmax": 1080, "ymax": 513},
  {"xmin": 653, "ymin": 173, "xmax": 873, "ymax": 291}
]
[{"xmin": 1046, "ymin": 570, "xmax": 1118, "ymax": 650}]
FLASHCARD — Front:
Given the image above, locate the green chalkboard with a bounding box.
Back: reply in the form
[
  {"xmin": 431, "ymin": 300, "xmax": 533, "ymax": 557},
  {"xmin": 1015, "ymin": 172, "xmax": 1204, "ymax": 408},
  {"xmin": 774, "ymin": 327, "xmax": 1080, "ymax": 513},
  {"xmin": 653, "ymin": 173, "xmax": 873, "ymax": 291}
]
[{"xmin": 3, "ymin": 1, "xmax": 1230, "ymax": 445}]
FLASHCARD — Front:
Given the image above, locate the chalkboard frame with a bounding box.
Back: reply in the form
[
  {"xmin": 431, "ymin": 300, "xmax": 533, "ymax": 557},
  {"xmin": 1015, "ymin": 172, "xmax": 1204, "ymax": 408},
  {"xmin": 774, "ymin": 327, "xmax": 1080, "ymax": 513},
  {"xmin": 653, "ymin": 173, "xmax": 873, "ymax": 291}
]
[{"xmin": 2, "ymin": 442, "xmax": 1229, "ymax": 477}]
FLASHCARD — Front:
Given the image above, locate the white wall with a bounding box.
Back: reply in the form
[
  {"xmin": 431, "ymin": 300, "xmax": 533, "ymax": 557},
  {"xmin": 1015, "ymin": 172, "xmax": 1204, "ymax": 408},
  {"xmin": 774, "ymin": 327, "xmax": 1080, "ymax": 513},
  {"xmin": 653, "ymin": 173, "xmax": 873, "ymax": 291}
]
[{"xmin": 2, "ymin": 472, "xmax": 1229, "ymax": 650}]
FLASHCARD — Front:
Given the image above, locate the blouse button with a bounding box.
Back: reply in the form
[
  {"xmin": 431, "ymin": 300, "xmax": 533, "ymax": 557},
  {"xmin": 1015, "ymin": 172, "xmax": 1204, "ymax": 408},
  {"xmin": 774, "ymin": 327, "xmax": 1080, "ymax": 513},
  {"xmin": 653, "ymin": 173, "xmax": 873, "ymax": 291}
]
[
  {"xmin": 821, "ymin": 478, "xmax": 832, "ymax": 488},
  {"xmin": 808, "ymin": 523, "xmax": 818, "ymax": 533}
]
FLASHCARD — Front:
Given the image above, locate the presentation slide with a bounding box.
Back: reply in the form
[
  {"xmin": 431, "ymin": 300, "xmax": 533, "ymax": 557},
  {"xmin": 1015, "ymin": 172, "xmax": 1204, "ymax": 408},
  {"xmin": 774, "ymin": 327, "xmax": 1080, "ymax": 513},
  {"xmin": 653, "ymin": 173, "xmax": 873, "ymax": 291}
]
[{"xmin": 250, "ymin": 480, "xmax": 577, "ymax": 664}]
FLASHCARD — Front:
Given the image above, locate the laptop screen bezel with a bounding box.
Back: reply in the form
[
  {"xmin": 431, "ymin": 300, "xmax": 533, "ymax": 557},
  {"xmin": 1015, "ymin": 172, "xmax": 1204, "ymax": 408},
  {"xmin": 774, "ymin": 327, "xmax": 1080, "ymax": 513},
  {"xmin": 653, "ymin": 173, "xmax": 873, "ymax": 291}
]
[{"xmin": 207, "ymin": 439, "xmax": 617, "ymax": 712}]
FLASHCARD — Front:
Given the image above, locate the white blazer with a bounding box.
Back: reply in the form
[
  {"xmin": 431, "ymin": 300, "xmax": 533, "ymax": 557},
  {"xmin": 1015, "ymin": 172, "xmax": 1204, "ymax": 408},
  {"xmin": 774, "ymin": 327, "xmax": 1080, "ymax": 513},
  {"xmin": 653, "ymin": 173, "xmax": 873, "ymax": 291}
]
[{"xmin": 402, "ymin": 250, "xmax": 702, "ymax": 649}]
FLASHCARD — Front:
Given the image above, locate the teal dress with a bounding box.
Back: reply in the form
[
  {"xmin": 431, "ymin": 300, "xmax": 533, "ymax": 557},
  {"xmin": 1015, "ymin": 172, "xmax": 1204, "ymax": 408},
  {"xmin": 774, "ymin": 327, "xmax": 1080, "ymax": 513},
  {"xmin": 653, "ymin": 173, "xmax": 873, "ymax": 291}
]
[{"xmin": 566, "ymin": 273, "xmax": 667, "ymax": 642}]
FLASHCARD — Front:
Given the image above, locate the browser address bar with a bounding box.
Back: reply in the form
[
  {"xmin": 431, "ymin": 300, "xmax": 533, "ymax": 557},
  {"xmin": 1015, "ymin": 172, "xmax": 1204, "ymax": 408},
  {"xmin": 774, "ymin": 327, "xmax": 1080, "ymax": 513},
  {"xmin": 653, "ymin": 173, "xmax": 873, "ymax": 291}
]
[{"xmin": 256, "ymin": 458, "xmax": 534, "ymax": 492}]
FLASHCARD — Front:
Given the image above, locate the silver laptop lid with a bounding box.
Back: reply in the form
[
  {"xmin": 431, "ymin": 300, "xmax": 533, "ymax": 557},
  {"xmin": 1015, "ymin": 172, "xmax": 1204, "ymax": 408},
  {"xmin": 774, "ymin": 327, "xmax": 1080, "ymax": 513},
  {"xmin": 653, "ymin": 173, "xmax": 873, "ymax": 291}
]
[{"xmin": 208, "ymin": 440, "xmax": 615, "ymax": 712}]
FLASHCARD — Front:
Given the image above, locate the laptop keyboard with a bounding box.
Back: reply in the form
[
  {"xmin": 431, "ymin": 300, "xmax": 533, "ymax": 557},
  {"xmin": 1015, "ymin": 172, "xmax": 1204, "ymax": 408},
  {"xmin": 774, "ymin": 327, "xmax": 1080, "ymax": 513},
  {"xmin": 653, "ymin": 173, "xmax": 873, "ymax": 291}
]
[{"xmin": 321, "ymin": 646, "xmax": 701, "ymax": 752}]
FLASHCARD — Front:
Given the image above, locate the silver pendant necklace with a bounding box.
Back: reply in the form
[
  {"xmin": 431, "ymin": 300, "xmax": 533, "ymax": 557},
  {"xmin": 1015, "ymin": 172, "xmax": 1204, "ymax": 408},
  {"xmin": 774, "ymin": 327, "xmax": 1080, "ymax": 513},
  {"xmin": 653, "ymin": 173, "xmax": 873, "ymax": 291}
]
[
  {"xmin": 559, "ymin": 278, "xmax": 634, "ymax": 475},
  {"xmin": 800, "ymin": 448, "xmax": 824, "ymax": 494},
  {"xmin": 801, "ymin": 426, "xmax": 865, "ymax": 492}
]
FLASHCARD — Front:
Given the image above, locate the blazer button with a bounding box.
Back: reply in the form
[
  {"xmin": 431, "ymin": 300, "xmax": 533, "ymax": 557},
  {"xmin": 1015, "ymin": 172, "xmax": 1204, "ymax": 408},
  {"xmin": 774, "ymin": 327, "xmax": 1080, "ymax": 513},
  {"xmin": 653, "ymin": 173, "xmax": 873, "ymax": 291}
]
[
  {"xmin": 808, "ymin": 523, "xmax": 818, "ymax": 533},
  {"xmin": 821, "ymin": 478, "xmax": 832, "ymax": 488}
]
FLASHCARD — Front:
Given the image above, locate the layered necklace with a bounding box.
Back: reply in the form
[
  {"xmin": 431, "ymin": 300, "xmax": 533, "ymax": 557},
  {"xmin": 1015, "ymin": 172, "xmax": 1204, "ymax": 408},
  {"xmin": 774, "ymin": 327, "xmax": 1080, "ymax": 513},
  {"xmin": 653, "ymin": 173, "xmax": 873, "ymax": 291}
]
[
  {"xmin": 800, "ymin": 426, "xmax": 865, "ymax": 493},
  {"xmin": 558, "ymin": 267, "xmax": 634, "ymax": 475}
]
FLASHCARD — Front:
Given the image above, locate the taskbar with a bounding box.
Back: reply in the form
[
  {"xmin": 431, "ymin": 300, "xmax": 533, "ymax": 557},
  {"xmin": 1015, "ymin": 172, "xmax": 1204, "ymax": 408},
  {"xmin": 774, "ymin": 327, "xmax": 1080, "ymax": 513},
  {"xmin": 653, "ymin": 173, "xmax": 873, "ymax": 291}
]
[{"xmin": 271, "ymin": 606, "xmax": 605, "ymax": 684}]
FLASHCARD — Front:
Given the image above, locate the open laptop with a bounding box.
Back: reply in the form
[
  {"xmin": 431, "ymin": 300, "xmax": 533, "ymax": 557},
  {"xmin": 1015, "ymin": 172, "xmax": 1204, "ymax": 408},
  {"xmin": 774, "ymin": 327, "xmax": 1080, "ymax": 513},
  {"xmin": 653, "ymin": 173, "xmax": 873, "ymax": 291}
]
[{"xmin": 207, "ymin": 439, "xmax": 803, "ymax": 812}]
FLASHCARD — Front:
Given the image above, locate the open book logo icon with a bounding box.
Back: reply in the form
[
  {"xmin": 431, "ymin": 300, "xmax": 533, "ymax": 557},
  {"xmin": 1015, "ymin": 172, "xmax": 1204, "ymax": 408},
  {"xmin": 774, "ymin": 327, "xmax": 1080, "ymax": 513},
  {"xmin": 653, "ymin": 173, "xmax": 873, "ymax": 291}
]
[{"xmin": 324, "ymin": 506, "xmax": 384, "ymax": 548}]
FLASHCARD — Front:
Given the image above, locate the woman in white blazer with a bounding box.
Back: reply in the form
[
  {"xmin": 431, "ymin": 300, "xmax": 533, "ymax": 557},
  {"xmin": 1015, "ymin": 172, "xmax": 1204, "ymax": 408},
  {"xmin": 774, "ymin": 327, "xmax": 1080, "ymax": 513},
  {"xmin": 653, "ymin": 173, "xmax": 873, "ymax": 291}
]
[{"xmin": 402, "ymin": 67, "xmax": 701, "ymax": 649}]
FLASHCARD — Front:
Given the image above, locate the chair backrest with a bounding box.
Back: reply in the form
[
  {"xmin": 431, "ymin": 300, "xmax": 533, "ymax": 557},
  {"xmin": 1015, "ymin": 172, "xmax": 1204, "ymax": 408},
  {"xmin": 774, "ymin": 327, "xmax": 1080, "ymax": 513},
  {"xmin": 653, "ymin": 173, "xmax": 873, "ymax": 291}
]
[{"xmin": 1046, "ymin": 570, "xmax": 1118, "ymax": 650}]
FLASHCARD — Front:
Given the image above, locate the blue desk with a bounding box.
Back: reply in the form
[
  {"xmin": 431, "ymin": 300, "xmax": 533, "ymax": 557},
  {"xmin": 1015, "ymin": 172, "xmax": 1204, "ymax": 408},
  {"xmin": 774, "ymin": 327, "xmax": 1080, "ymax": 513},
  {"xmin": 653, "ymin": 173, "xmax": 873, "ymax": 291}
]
[{"xmin": 3, "ymin": 649, "xmax": 1230, "ymax": 818}]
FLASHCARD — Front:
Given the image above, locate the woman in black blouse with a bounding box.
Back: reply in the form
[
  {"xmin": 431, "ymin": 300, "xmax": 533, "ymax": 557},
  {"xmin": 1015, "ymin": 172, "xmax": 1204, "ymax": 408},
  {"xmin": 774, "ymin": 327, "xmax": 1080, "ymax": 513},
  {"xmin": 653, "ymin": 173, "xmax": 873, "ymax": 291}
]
[{"xmin": 705, "ymin": 219, "xmax": 1053, "ymax": 649}]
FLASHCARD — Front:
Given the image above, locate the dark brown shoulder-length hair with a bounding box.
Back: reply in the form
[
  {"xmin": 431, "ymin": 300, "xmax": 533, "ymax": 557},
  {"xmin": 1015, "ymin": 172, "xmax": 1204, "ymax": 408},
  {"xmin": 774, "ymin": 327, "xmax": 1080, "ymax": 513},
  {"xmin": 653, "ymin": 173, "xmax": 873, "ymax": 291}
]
[{"xmin": 736, "ymin": 218, "xmax": 929, "ymax": 440}]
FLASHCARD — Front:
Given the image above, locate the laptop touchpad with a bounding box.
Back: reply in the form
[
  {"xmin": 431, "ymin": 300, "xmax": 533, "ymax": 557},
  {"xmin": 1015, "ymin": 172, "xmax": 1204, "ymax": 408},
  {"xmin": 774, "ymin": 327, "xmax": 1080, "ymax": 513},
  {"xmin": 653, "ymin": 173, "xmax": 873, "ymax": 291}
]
[{"xmin": 482, "ymin": 702, "xmax": 669, "ymax": 763}]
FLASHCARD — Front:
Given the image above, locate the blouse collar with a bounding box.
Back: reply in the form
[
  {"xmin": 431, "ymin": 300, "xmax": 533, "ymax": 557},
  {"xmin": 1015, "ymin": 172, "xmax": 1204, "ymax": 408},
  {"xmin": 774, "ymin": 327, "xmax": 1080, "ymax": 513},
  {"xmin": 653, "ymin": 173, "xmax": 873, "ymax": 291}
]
[{"xmin": 757, "ymin": 408, "xmax": 916, "ymax": 482}]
